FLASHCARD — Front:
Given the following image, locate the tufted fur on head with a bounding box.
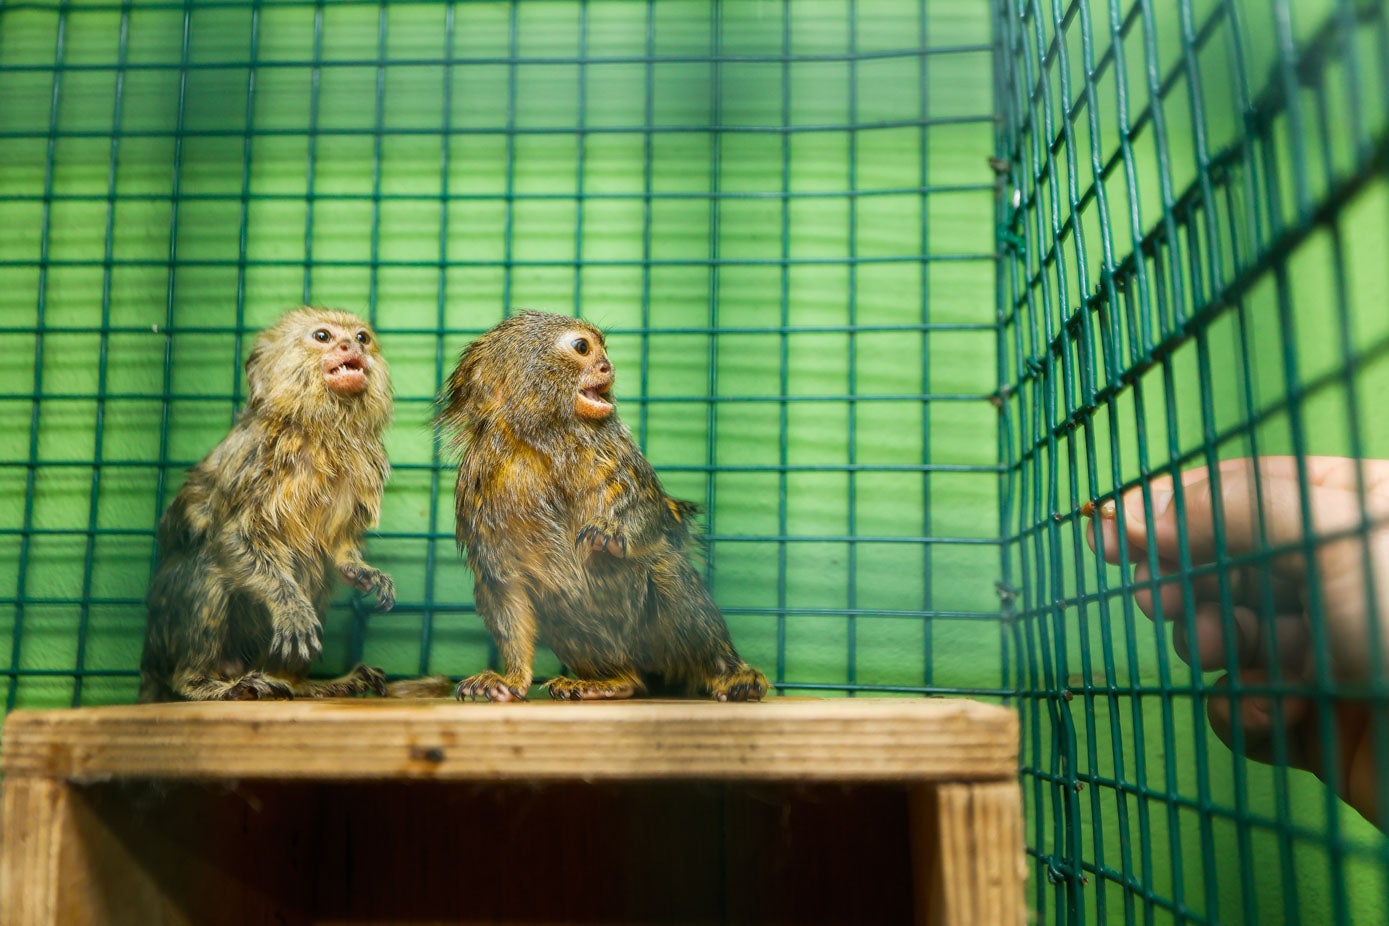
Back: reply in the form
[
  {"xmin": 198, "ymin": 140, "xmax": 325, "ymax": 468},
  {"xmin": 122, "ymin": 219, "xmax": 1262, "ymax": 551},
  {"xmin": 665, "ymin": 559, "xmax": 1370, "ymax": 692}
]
[
  {"xmin": 437, "ymin": 310, "xmax": 615, "ymax": 447},
  {"xmin": 245, "ymin": 307, "xmax": 393, "ymax": 443}
]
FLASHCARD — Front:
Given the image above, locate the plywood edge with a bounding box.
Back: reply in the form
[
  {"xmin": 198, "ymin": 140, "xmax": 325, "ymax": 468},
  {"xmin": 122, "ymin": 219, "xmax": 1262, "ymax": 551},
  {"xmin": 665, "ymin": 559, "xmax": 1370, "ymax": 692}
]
[
  {"xmin": 912, "ymin": 781, "xmax": 1028, "ymax": 926},
  {"xmin": 2, "ymin": 697, "xmax": 1019, "ymax": 783},
  {"xmin": 0, "ymin": 778, "xmax": 68, "ymax": 926}
]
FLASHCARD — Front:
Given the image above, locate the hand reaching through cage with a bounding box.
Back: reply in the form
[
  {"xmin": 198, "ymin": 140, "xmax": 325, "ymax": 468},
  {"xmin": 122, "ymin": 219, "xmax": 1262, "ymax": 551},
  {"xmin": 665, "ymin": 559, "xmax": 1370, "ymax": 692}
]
[{"xmin": 1086, "ymin": 456, "xmax": 1389, "ymax": 828}]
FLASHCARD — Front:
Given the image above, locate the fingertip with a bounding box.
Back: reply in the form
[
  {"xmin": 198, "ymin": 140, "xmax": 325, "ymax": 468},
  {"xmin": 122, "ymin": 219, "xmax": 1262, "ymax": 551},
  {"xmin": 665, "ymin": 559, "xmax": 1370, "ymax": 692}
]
[
  {"xmin": 1123, "ymin": 470, "xmax": 1226, "ymax": 564},
  {"xmin": 1119, "ymin": 482, "xmax": 1174, "ymax": 535},
  {"xmin": 1087, "ymin": 511, "xmax": 1126, "ymax": 563}
]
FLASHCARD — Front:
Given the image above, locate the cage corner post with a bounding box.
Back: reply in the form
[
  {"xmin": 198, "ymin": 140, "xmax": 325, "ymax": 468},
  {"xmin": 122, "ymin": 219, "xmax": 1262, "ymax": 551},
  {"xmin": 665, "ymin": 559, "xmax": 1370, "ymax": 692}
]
[
  {"xmin": 0, "ymin": 775, "xmax": 71, "ymax": 926},
  {"xmin": 910, "ymin": 779, "xmax": 1028, "ymax": 926},
  {"xmin": 0, "ymin": 767, "xmax": 168, "ymax": 926}
]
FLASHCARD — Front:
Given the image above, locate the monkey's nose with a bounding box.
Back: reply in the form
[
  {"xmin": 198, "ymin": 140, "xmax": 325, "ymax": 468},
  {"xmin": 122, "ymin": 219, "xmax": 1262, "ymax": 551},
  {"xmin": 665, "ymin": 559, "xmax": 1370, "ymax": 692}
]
[{"xmin": 595, "ymin": 358, "xmax": 612, "ymax": 374}]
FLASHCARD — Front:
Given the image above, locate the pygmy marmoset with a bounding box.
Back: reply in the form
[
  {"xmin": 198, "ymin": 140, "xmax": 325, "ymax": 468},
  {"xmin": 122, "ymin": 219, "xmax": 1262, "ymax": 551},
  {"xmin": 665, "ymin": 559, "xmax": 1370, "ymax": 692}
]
[
  {"xmin": 139, "ymin": 308, "xmax": 395, "ymax": 702},
  {"xmin": 437, "ymin": 310, "xmax": 768, "ymax": 702}
]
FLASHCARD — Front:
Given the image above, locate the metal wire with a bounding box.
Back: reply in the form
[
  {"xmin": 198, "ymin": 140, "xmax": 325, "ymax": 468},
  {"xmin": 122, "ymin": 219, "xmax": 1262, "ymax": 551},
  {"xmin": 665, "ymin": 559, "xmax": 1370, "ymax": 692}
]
[
  {"xmin": 5, "ymin": 0, "xmax": 1386, "ymax": 921},
  {"xmin": 997, "ymin": 0, "xmax": 1389, "ymax": 922},
  {"xmin": 0, "ymin": 2, "xmax": 1000, "ymax": 711}
]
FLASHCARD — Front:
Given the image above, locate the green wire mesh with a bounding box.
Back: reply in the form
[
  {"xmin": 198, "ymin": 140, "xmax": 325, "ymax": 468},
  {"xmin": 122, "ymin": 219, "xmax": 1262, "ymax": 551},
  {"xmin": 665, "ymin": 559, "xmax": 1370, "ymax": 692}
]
[
  {"xmin": 0, "ymin": 4, "xmax": 1002, "ymax": 705},
  {"xmin": 1, "ymin": 0, "xmax": 1388, "ymax": 922},
  {"xmin": 996, "ymin": 0, "xmax": 1389, "ymax": 922}
]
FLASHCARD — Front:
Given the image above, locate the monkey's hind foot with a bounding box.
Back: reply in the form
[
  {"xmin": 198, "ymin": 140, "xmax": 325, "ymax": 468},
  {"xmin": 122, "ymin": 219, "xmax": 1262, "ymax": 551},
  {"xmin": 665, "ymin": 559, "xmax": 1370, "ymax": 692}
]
[
  {"xmin": 544, "ymin": 673, "xmax": 643, "ymax": 701},
  {"xmin": 176, "ymin": 671, "xmax": 295, "ymax": 702},
  {"xmin": 705, "ymin": 665, "xmax": 769, "ymax": 702},
  {"xmin": 293, "ymin": 663, "xmax": 387, "ymax": 698},
  {"xmin": 455, "ymin": 670, "xmax": 530, "ymax": 703}
]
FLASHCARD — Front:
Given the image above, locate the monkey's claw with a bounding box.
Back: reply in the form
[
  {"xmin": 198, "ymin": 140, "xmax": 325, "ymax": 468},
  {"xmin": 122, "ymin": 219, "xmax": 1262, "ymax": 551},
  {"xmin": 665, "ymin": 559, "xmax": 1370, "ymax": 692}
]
[
  {"xmin": 270, "ymin": 613, "xmax": 323, "ymax": 666},
  {"xmin": 455, "ymin": 671, "xmax": 529, "ymax": 703},
  {"xmin": 339, "ymin": 562, "xmax": 396, "ymax": 611},
  {"xmin": 576, "ymin": 522, "xmax": 627, "ymax": 558},
  {"xmin": 708, "ymin": 665, "xmax": 769, "ymax": 702},
  {"xmin": 348, "ymin": 663, "xmax": 389, "ymax": 697}
]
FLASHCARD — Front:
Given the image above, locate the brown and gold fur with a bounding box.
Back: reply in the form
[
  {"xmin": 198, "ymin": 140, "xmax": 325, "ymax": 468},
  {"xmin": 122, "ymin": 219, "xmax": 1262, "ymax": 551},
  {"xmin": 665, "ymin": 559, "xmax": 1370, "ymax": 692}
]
[
  {"xmin": 139, "ymin": 308, "xmax": 394, "ymax": 702},
  {"xmin": 437, "ymin": 310, "xmax": 768, "ymax": 702}
]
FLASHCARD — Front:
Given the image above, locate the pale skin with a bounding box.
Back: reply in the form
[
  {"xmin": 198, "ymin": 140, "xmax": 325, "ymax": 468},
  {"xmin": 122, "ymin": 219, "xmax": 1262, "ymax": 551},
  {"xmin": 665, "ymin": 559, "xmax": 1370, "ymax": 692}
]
[{"xmin": 1087, "ymin": 456, "xmax": 1389, "ymax": 827}]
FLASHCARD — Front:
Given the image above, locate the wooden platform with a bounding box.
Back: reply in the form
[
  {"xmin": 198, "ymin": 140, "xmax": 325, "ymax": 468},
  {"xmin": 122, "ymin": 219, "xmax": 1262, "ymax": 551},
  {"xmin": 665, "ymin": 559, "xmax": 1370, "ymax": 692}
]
[{"xmin": 0, "ymin": 697, "xmax": 1025, "ymax": 925}]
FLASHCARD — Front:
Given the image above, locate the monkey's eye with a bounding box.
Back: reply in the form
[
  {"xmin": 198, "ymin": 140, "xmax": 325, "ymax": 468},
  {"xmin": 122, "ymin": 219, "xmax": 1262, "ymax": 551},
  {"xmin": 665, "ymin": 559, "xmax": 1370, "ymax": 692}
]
[
  {"xmin": 355, "ymin": 330, "xmax": 371, "ymax": 346},
  {"xmin": 572, "ymin": 338, "xmax": 590, "ymax": 356},
  {"xmin": 313, "ymin": 329, "xmax": 331, "ymax": 343}
]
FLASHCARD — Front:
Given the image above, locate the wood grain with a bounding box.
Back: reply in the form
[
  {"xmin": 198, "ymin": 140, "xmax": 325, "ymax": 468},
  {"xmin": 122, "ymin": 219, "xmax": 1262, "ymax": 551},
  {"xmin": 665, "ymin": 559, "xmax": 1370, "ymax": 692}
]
[
  {"xmin": 1, "ymin": 697, "xmax": 1018, "ymax": 783},
  {"xmin": 912, "ymin": 781, "xmax": 1028, "ymax": 926},
  {"xmin": 0, "ymin": 697, "xmax": 1028, "ymax": 924},
  {"xmin": 0, "ymin": 778, "xmax": 67, "ymax": 926}
]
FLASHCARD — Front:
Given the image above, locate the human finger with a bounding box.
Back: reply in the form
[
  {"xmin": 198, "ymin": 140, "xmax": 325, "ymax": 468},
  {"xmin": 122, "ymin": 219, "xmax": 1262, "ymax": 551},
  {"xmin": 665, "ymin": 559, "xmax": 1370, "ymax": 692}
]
[
  {"xmin": 1170, "ymin": 603, "xmax": 1309, "ymax": 674},
  {"xmin": 1084, "ymin": 465, "xmax": 1216, "ymax": 564},
  {"xmin": 1088, "ymin": 456, "xmax": 1389, "ymax": 563},
  {"xmin": 1228, "ymin": 455, "xmax": 1389, "ymax": 498},
  {"xmin": 1205, "ymin": 671, "xmax": 1315, "ymax": 773},
  {"xmin": 1208, "ymin": 674, "xmax": 1380, "ymax": 825},
  {"xmin": 1120, "ymin": 462, "xmax": 1383, "ymax": 574},
  {"xmin": 1129, "ymin": 559, "xmax": 1300, "ymax": 622}
]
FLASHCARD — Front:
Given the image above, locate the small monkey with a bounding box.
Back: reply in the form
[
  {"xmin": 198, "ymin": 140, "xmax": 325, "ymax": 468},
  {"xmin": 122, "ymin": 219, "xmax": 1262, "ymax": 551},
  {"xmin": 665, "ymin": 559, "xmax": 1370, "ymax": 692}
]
[
  {"xmin": 437, "ymin": 310, "xmax": 768, "ymax": 702},
  {"xmin": 139, "ymin": 308, "xmax": 395, "ymax": 702}
]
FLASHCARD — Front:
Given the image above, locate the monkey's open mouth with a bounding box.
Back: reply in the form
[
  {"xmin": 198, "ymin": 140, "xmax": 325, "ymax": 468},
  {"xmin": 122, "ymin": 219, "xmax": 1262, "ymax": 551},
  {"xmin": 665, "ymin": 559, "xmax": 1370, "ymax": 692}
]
[
  {"xmin": 576, "ymin": 381, "xmax": 614, "ymax": 419},
  {"xmin": 323, "ymin": 355, "xmax": 369, "ymax": 396}
]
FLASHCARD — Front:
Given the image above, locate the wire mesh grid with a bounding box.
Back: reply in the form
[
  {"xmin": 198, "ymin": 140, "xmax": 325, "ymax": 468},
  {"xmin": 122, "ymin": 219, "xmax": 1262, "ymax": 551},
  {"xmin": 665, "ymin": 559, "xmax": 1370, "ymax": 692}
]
[
  {"xmin": 995, "ymin": 0, "xmax": 1389, "ymax": 922},
  {"xmin": 2, "ymin": 0, "xmax": 1389, "ymax": 922},
  {"xmin": 0, "ymin": 3, "xmax": 1001, "ymax": 706}
]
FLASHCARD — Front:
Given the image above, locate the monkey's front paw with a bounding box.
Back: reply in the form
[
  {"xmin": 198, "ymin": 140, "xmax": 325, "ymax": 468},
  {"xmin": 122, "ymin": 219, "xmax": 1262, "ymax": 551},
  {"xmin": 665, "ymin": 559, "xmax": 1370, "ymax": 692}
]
[
  {"xmin": 455, "ymin": 671, "xmax": 530, "ymax": 703},
  {"xmin": 576, "ymin": 521, "xmax": 627, "ymax": 558},
  {"xmin": 270, "ymin": 612, "xmax": 323, "ymax": 666},
  {"xmin": 708, "ymin": 665, "xmax": 769, "ymax": 702},
  {"xmin": 339, "ymin": 562, "xmax": 396, "ymax": 611}
]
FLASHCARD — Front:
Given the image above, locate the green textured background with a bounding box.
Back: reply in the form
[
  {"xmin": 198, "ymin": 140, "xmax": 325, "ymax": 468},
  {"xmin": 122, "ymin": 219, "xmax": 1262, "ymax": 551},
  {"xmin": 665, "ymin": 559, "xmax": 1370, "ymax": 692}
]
[
  {"xmin": 0, "ymin": 0, "xmax": 1001, "ymax": 711},
  {"xmin": 1, "ymin": 0, "xmax": 1387, "ymax": 923}
]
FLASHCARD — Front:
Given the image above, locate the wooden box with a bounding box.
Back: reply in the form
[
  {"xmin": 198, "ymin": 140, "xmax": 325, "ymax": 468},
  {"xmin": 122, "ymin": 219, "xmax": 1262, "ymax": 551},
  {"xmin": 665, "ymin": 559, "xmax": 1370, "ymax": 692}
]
[{"xmin": 0, "ymin": 698, "xmax": 1024, "ymax": 925}]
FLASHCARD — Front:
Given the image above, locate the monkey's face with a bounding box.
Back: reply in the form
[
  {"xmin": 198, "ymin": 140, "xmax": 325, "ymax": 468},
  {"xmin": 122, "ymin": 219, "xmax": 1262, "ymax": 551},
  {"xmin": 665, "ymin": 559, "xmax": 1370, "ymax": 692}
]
[
  {"xmin": 306, "ymin": 321, "xmax": 375, "ymax": 397},
  {"xmin": 246, "ymin": 308, "xmax": 392, "ymax": 429},
  {"xmin": 439, "ymin": 312, "xmax": 619, "ymax": 434},
  {"xmin": 556, "ymin": 328, "xmax": 615, "ymax": 420}
]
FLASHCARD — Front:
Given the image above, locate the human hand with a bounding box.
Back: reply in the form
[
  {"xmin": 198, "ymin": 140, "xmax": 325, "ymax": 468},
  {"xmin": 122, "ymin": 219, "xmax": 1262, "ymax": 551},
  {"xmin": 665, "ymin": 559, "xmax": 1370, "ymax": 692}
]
[{"xmin": 1086, "ymin": 456, "xmax": 1389, "ymax": 826}]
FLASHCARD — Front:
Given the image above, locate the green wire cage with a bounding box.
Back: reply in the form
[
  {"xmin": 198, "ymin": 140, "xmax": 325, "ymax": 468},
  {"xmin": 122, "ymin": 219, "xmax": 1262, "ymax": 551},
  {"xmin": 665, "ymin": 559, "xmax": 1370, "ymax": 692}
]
[{"xmin": 1, "ymin": 0, "xmax": 1386, "ymax": 922}]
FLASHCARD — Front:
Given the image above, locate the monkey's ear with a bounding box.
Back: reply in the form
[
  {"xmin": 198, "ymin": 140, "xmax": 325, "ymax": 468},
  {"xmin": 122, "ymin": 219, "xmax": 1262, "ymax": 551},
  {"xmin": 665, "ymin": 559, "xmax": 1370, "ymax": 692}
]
[
  {"xmin": 436, "ymin": 346, "xmax": 480, "ymax": 427},
  {"xmin": 244, "ymin": 344, "xmax": 265, "ymax": 402}
]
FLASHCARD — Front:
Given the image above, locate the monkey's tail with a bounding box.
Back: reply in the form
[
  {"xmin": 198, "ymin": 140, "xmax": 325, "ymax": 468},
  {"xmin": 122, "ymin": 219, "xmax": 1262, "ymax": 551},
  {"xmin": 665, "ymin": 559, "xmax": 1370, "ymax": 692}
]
[{"xmin": 384, "ymin": 674, "xmax": 457, "ymax": 699}]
